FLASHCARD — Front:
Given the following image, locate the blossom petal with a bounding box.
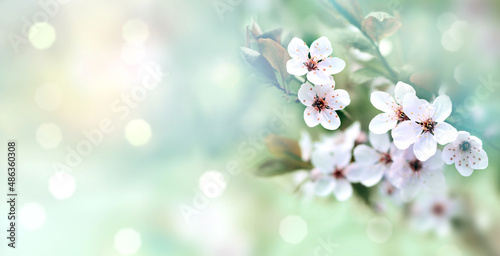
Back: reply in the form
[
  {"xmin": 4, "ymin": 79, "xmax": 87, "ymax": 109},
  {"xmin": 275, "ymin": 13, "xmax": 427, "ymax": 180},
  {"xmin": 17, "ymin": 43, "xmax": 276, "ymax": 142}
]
[
  {"xmin": 392, "ymin": 121, "xmax": 422, "ymax": 150},
  {"xmin": 327, "ymin": 89, "xmax": 350, "ymax": 110},
  {"xmin": 369, "ymin": 113, "xmax": 398, "ymax": 134},
  {"xmin": 344, "ymin": 163, "xmax": 365, "ymax": 182},
  {"xmin": 311, "ymin": 150, "xmax": 335, "ymax": 173},
  {"xmin": 469, "ymin": 147, "xmax": 488, "ymax": 170},
  {"xmin": 369, "ymin": 132, "xmax": 391, "ymax": 153},
  {"xmin": 432, "ymin": 95, "xmax": 452, "ymax": 123},
  {"xmin": 299, "ymin": 131, "xmax": 312, "ymax": 162},
  {"xmin": 333, "ymin": 179, "xmax": 353, "ymax": 201},
  {"xmin": 400, "ymin": 175, "xmax": 421, "ymax": 201},
  {"xmin": 304, "ymin": 106, "xmax": 320, "ymax": 127},
  {"xmin": 402, "ymin": 94, "xmax": 429, "ymax": 121},
  {"xmin": 413, "ymin": 134, "xmax": 437, "ymax": 161},
  {"xmin": 314, "ymin": 177, "xmax": 335, "ymax": 197},
  {"xmin": 434, "ymin": 122, "xmax": 457, "ymax": 145},
  {"xmin": 317, "ymin": 57, "xmax": 345, "ymax": 75},
  {"xmin": 455, "ymin": 161, "xmax": 474, "ymax": 176},
  {"xmin": 307, "ymin": 70, "xmax": 331, "ymax": 85},
  {"xmin": 360, "ymin": 164, "xmax": 385, "ymax": 187},
  {"xmin": 421, "ymin": 169, "xmax": 446, "ymax": 190},
  {"xmin": 442, "ymin": 144, "xmax": 460, "ymax": 165},
  {"xmin": 469, "ymin": 135, "xmax": 483, "ymax": 148},
  {"xmin": 286, "ymin": 59, "xmax": 307, "ymax": 76},
  {"xmin": 287, "ymin": 37, "xmax": 309, "ymax": 60},
  {"xmin": 370, "ymin": 91, "xmax": 396, "ymax": 113},
  {"xmin": 394, "ymin": 82, "xmax": 416, "ymax": 104},
  {"xmin": 298, "ymin": 83, "xmax": 316, "ymax": 106},
  {"xmin": 422, "ymin": 149, "xmax": 444, "ymax": 170},
  {"xmin": 354, "ymin": 144, "xmax": 380, "ymax": 164},
  {"xmin": 310, "ymin": 37, "xmax": 332, "ymax": 59},
  {"xmin": 320, "ymin": 110, "xmax": 341, "ymax": 130}
]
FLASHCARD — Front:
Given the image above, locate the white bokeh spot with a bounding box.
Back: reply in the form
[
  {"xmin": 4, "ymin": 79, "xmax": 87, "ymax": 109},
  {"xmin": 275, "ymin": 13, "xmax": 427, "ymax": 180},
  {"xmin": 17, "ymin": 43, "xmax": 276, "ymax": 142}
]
[
  {"xmin": 125, "ymin": 119, "xmax": 152, "ymax": 146},
  {"xmin": 114, "ymin": 228, "xmax": 142, "ymax": 255},
  {"xmin": 36, "ymin": 123, "xmax": 62, "ymax": 149},
  {"xmin": 20, "ymin": 203, "xmax": 46, "ymax": 230},
  {"xmin": 29, "ymin": 22, "xmax": 56, "ymax": 50},
  {"xmin": 122, "ymin": 19, "xmax": 150, "ymax": 45},
  {"xmin": 49, "ymin": 172, "xmax": 76, "ymax": 199},
  {"xmin": 366, "ymin": 217, "xmax": 392, "ymax": 243},
  {"xmin": 279, "ymin": 215, "xmax": 308, "ymax": 244}
]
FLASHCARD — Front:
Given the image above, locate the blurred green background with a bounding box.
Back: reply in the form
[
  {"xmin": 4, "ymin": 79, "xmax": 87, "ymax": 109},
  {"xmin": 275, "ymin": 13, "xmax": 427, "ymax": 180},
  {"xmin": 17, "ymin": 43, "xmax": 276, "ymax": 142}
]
[{"xmin": 0, "ymin": 0, "xmax": 499, "ymax": 255}]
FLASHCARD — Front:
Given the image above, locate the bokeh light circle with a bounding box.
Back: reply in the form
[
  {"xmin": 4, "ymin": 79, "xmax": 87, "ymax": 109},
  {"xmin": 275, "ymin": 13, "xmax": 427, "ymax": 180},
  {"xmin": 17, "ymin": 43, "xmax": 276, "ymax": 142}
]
[
  {"xmin": 36, "ymin": 123, "xmax": 62, "ymax": 149},
  {"xmin": 114, "ymin": 228, "xmax": 142, "ymax": 255},
  {"xmin": 19, "ymin": 203, "xmax": 46, "ymax": 230},
  {"xmin": 49, "ymin": 172, "xmax": 76, "ymax": 199},
  {"xmin": 366, "ymin": 217, "xmax": 392, "ymax": 243},
  {"xmin": 125, "ymin": 119, "xmax": 152, "ymax": 146},
  {"xmin": 279, "ymin": 215, "xmax": 308, "ymax": 244},
  {"xmin": 29, "ymin": 22, "xmax": 56, "ymax": 49},
  {"xmin": 122, "ymin": 19, "xmax": 150, "ymax": 45}
]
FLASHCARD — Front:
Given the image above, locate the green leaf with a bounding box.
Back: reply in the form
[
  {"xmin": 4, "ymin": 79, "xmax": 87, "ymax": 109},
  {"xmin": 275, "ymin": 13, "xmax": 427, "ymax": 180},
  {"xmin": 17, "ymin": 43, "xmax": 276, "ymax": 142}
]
[
  {"xmin": 265, "ymin": 134, "xmax": 302, "ymax": 161},
  {"xmin": 350, "ymin": 67, "xmax": 386, "ymax": 84},
  {"xmin": 330, "ymin": 28, "xmax": 375, "ymax": 54},
  {"xmin": 240, "ymin": 47, "xmax": 277, "ymax": 82},
  {"xmin": 258, "ymin": 38, "xmax": 290, "ymax": 89},
  {"xmin": 362, "ymin": 12, "xmax": 402, "ymax": 42},
  {"xmin": 254, "ymin": 158, "xmax": 311, "ymax": 177}
]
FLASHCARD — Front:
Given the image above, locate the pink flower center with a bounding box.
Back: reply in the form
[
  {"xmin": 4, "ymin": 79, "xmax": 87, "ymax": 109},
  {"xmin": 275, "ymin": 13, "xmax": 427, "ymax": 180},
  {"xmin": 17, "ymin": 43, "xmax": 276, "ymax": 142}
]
[
  {"xmin": 396, "ymin": 106, "xmax": 409, "ymax": 123},
  {"xmin": 432, "ymin": 203, "xmax": 446, "ymax": 216},
  {"xmin": 304, "ymin": 58, "xmax": 319, "ymax": 72},
  {"xmin": 312, "ymin": 97, "xmax": 330, "ymax": 112},
  {"xmin": 379, "ymin": 153, "xmax": 393, "ymax": 165},
  {"xmin": 417, "ymin": 118, "xmax": 436, "ymax": 135},
  {"xmin": 332, "ymin": 168, "xmax": 345, "ymax": 179},
  {"xmin": 409, "ymin": 159, "xmax": 422, "ymax": 172}
]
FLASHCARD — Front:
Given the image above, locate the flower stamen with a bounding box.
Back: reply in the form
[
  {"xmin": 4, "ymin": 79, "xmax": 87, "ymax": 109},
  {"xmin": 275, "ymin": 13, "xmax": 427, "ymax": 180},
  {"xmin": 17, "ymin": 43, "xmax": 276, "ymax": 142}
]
[
  {"xmin": 332, "ymin": 168, "xmax": 345, "ymax": 179},
  {"xmin": 416, "ymin": 119, "xmax": 436, "ymax": 135},
  {"xmin": 312, "ymin": 97, "xmax": 330, "ymax": 113}
]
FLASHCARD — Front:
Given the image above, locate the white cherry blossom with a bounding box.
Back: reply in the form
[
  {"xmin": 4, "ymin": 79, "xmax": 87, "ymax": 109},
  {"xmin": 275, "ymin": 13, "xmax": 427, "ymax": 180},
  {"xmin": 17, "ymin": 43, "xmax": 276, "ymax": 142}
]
[
  {"xmin": 442, "ymin": 131, "xmax": 488, "ymax": 176},
  {"xmin": 391, "ymin": 145, "xmax": 446, "ymax": 202},
  {"xmin": 313, "ymin": 121, "xmax": 361, "ymax": 157},
  {"xmin": 286, "ymin": 37, "xmax": 346, "ymax": 85},
  {"xmin": 410, "ymin": 194, "xmax": 459, "ymax": 236},
  {"xmin": 352, "ymin": 132, "xmax": 403, "ymax": 187},
  {"xmin": 369, "ymin": 82, "xmax": 416, "ymax": 134},
  {"xmin": 392, "ymin": 94, "xmax": 458, "ymax": 161},
  {"xmin": 297, "ymin": 78, "xmax": 351, "ymax": 130},
  {"xmin": 311, "ymin": 149, "xmax": 362, "ymax": 201}
]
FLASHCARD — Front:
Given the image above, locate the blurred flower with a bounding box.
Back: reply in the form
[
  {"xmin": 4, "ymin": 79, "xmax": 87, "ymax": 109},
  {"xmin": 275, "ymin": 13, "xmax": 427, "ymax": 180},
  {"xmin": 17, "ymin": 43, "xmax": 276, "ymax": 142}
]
[
  {"xmin": 286, "ymin": 37, "xmax": 345, "ymax": 85},
  {"xmin": 442, "ymin": 131, "xmax": 489, "ymax": 176},
  {"xmin": 352, "ymin": 132, "xmax": 403, "ymax": 187},
  {"xmin": 298, "ymin": 79, "xmax": 350, "ymax": 130},
  {"xmin": 391, "ymin": 146, "xmax": 446, "ymax": 202},
  {"xmin": 392, "ymin": 94, "xmax": 457, "ymax": 161},
  {"xmin": 311, "ymin": 148, "xmax": 361, "ymax": 201},
  {"xmin": 313, "ymin": 121, "xmax": 360, "ymax": 164},
  {"xmin": 369, "ymin": 82, "xmax": 416, "ymax": 134},
  {"xmin": 378, "ymin": 179, "xmax": 401, "ymax": 204},
  {"xmin": 410, "ymin": 194, "xmax": 459, "ymax": 236}
]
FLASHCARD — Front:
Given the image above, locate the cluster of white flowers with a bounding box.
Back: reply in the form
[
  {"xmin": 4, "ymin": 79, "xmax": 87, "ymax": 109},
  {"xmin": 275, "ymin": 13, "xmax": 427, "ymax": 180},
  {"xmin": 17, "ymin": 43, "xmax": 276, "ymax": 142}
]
[
  {"xmin": 287, "ymin": 37, "xmax": 350, "ymax": 130},
  {"xmin": 287, "ymin": 37, "xmax": 489, "ymax": 205}
]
